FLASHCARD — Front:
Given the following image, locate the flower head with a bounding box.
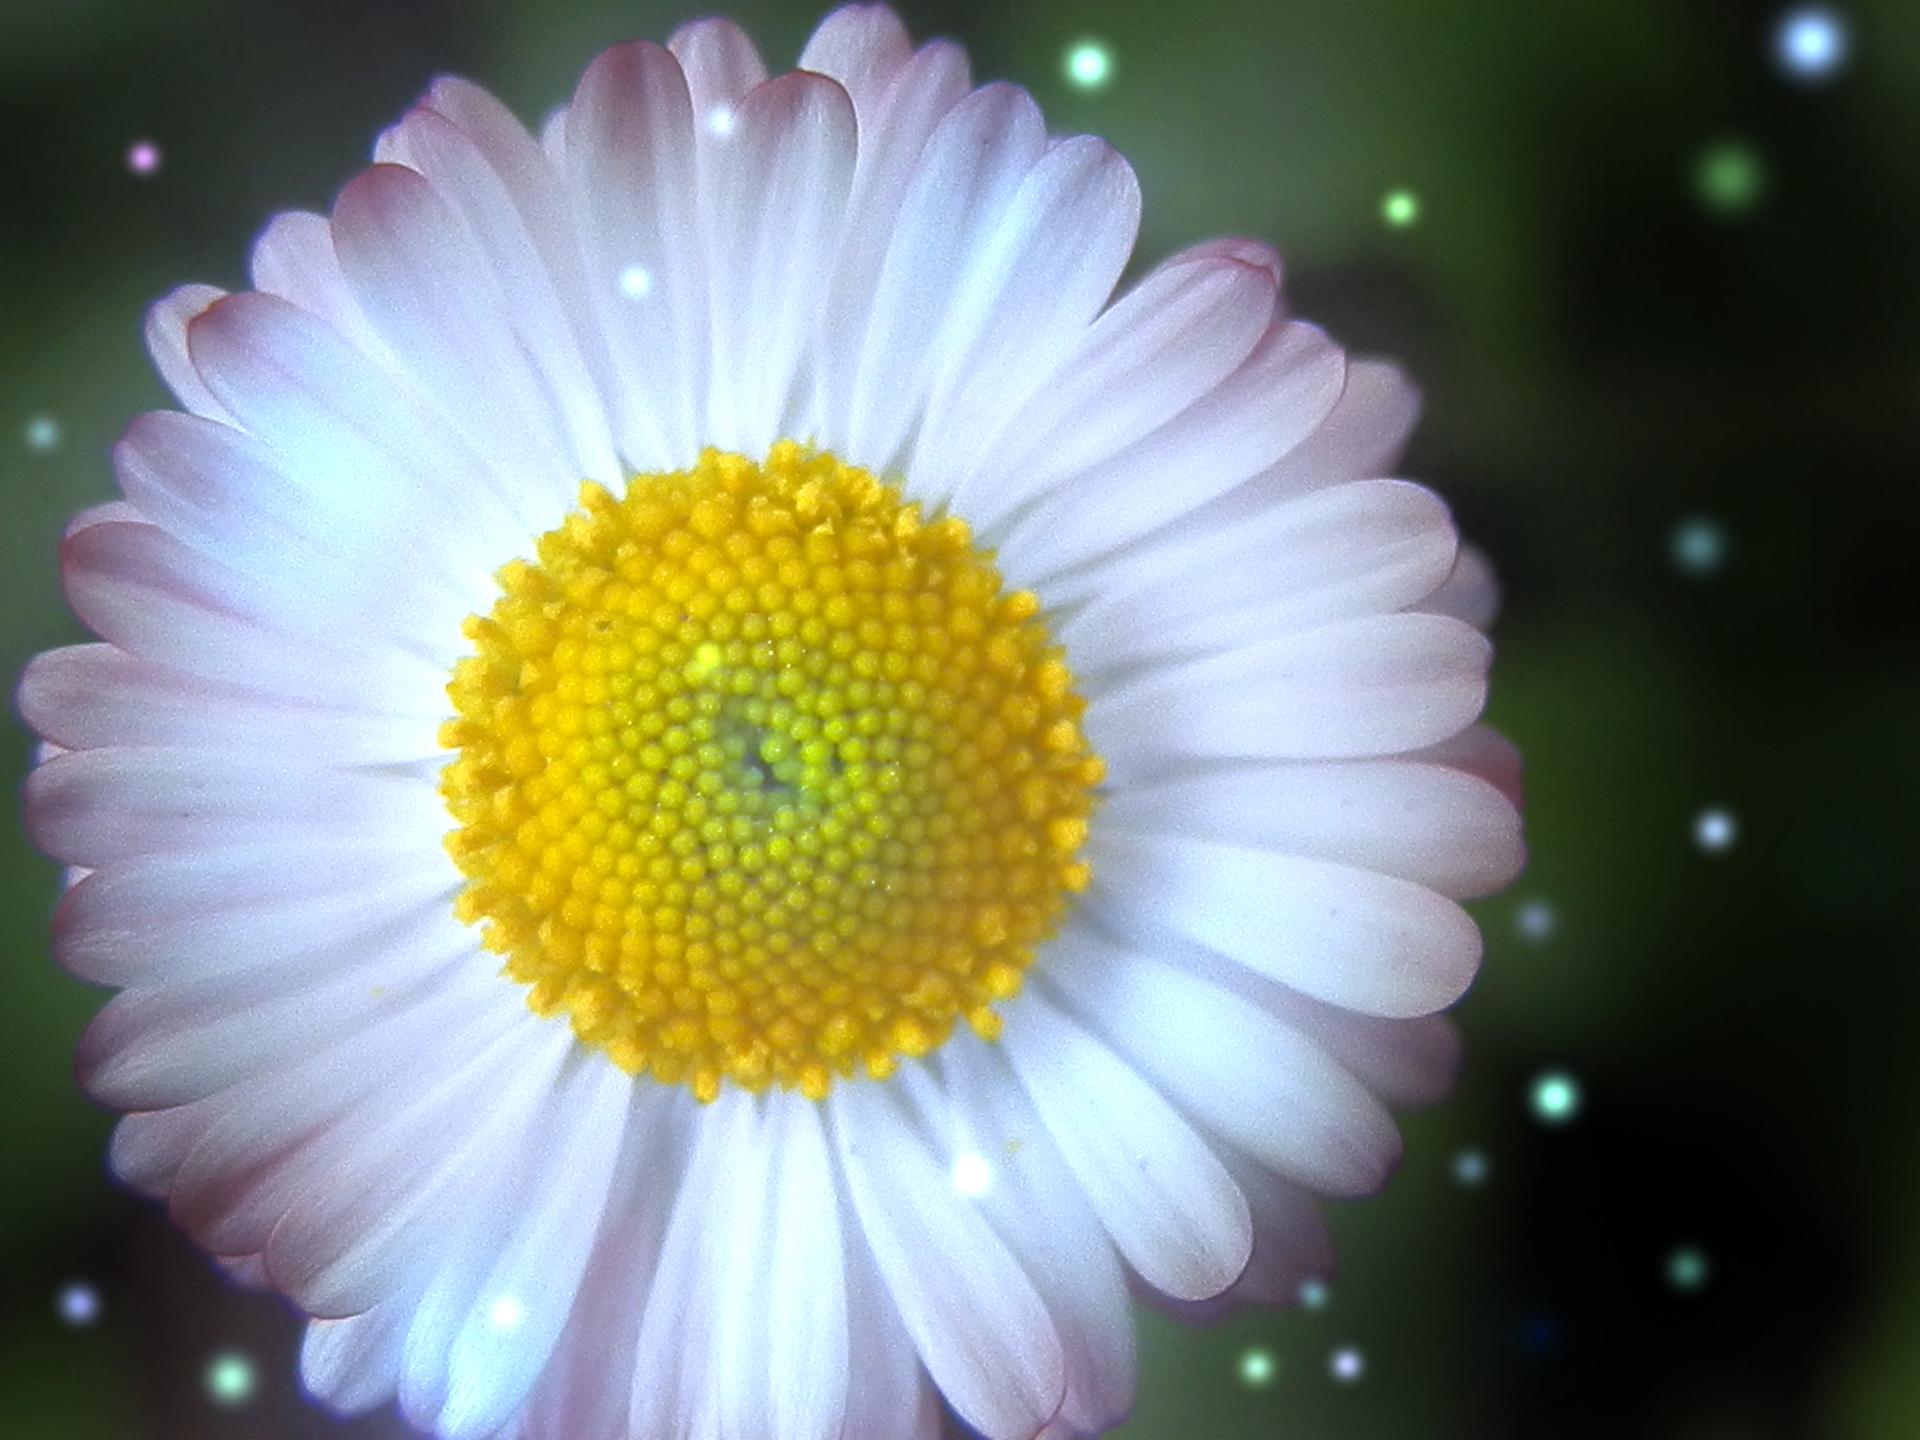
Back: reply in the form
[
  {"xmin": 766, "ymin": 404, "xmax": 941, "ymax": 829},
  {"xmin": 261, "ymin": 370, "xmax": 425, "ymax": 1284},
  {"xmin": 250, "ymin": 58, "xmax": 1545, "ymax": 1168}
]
[{"xmin": 19, "ymin": 7, "xmax": 1522, "ymax": 1439}]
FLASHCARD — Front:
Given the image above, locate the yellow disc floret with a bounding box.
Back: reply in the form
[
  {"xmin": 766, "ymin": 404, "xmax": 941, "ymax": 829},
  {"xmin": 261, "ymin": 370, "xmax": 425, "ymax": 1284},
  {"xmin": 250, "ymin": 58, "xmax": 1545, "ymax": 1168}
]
[{"xmin": 439, "ymin": 443, "xmax": 1102, "ymax": 1102}]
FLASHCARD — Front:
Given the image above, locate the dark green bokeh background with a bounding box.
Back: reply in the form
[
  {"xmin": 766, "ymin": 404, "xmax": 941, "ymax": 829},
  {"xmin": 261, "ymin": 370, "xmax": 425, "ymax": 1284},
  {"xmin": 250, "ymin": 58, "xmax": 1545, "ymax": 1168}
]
[{"xmin": 4, "ymin": 0, "xmax": 1917, "ymax": 1435}]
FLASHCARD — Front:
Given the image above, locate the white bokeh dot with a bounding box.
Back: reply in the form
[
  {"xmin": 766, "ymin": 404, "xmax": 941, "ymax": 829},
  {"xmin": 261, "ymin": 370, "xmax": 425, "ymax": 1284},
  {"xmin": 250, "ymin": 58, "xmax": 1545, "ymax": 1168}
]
[
  {"xmin": 705, "ymin": 105, "xmax": 736, "ymax": 138},
  {"xmin": 1530, "ymin": 1069, "xmax": 1582, "ymax": 1126},
  {"xmin": 1452, "ymin": 1147, "xmax": 1491, "ymax": 1187},
  {"xmin": 126, "ymin": 139, "xmax": 162, "ymax": 176},
  {"xmin": 1329, "ymin": 1345, "xmax": 1365, "ymax": 1383},
  {"xmin": 1693, "ymin": 806, "xmax": 1739, "ymax": 854},
  {"xmin": 1514, "ymin": 898, "xmax": 1557, "ymax": 941},
  {"xmin": 1297, "ymin": 1278, "xmax": 1330, "ymax": 1311},
  {"xmin": 1063, "ymin": 41, "xmax": 1113, "ymax": 89},
  {"xmin": 951, "ymin": 1151, "xmax": 991, "ymax": 1196},
  {"xmin": 1670, "ymin": 515, "xmax": 1727, "ymax": 576},
  {"xmin": 618, "ymin": 264, "xmax": 653, "ymax": 299},
  {"xmin": 1774, "ymin": 6, "xmax": 1850, "ymax": 83},
  {"xmin": 56, "ymin": 1281, "xmax": 101, "ymax": 1327},
  {"xmin": 24, "ymin": 414, "xmax": 61, "ymax": 452},
  {"xmin": 1238, "ymin": 1347, "xmax": 1277, "ymax": 1387},
  {"xmin": 489, "ymin": 1295, "xmax": 526, "ymax": 1331},
  {"xmin": 206, "ymin": 1350, "xmax": 256, "ymax": 1406}
]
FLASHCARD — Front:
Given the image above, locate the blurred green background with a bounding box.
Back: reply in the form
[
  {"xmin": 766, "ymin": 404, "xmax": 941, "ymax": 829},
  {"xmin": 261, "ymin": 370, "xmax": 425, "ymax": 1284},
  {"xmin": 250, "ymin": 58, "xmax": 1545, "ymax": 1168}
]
[{"xmin": 3, "ymin": 0, "xmax": 1917, "ymax": 1436}]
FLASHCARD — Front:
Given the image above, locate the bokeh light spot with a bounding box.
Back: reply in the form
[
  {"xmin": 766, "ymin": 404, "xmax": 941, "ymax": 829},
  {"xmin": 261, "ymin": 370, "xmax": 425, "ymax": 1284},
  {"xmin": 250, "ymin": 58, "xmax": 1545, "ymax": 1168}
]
[
  {"xmin": 23, "ymin": 414, "xmax": 61, "ymax": 452},
  {"xmin": 705, "ymin": 105, "xmax": 736, "ymax": 138},
  {"xmin": 951, "ymin": 1151, "xmax": 991, "ymax": 1196},
  {"xmin": 1774, "ymin": 6, "xmax": 1850, "ymax": 82},
  {"xmin": 1666, "ymin": 1244, "xmax": 1712, "ymax": 1292},
  {"xmin": 126, "ymin": 139, "xmax": 162, "ymax": 176},
  {"xmin": 618, "ymin": 264, "xmax": 653, "ymax": 299},
  {"xmin": 1452, "ymin": 1147, "xmax": 1491, "ymax": 1187},
  {"xmin": 55, "ymin": 1281, "xmax": 101, "ymax": 1327},
  {"xmin": 1064, "ymin": 41, "xmax": 1113, "ymax": 90},
  {"xmin": 1238, "ymin": 1347, "xmax": 1277, "ymax": 1387},
  {"xmin": 1513, "ymin": 898, "xmax": 1556, "ymax": 941},
  {"xmin": 1695, "ymin": 141, "xmax": 1766, "ymax": 217},
  {"xmin": 206, "ymin": 1350, "xmax": 256, "ymax": 1406},
  {"xmin": 1329, "ymin": 1345, "xmax": 1366, "ymax": 1383},
  {"xmin": 1694, "ymin": 806, "xmax": 1739, "ymax": 854},
  {"xmin": 1671, "ymin": 515, "xmax": 1728, "ymax": 575},
  {"xmin": 1381, "ymin": 188, "xmax": 1420, "ymax": 228},
  {"xmin": 489, "ymin": 1295, "xmax": 526, "ymax": 1331},
  {"xmin": 1297, "ymin": 1278, "xmax": 1330, "ymax": 1311},
  {"xmin": 1530, "ymin": 1069, "xmax": 1582, "ymax": 1126}
]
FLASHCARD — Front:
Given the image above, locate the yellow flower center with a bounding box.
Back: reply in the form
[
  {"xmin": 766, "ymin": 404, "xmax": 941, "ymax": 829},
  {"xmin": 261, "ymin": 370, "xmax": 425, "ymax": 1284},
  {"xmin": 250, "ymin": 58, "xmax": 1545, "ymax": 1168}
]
[{"xmin": 439, "ymin": 443, "xmax": 1102, "ymax": 1102}]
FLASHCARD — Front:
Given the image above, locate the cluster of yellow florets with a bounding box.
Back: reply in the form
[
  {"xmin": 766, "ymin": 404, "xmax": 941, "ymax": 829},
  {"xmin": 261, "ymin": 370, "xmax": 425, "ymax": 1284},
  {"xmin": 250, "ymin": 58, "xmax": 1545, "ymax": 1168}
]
[{"xmin": 439, "ymin": 443, "xmax": 1102, "ymax": 1101}]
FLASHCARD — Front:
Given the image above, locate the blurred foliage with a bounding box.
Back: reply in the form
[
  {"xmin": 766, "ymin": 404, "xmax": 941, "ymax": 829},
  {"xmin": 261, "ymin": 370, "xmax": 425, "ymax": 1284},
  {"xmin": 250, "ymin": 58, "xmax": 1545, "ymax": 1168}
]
[{"xmin": 3, "ymin": 0, "xmax": 1917, "ymax": 1437}]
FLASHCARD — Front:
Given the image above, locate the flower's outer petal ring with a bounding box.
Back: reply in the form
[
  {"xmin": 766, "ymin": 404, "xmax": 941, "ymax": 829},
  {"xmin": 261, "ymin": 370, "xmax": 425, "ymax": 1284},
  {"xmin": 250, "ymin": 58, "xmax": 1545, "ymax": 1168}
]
[
  {"xmin": 668, "ymin": 16, "xmax": 769, "ymax": 135},
  {"xmin": 836, "ymin": 82, "xmax": 1047, "ymax": 476},
  {"xmin": 999, "ymin": 321, "xmax": 1347, "ymax": 587},
  {"xmin": 373, "ymin": 76, "xmax": 626, "ymax": 492},
  {"xmin": 53, "ymin": 839, "xmax": 457, "ymax": 989},
  {"xmin": 562, "ymin": 40, "xmax": 707, "ymax": 471},
  {"xmin": 1001, "ymin": 990, "xmax": 1252, "ymax": 1303},
  {"xmin": 1415, "ymin": 722, "xmax": 1526, "ymax": 810},
  {"xmin": 932, "ymin": 1036, "xmax": 1137, "ymax": 1436},
  {"xmin": 952, "ymin": 239, "xmax": 1279, "ymax": 538},
  {"xmin": 700, "ymin": 70, "xmax": 857, "ymax": 455},
  {"xmin": 1086, "ymin": 829, "xmax": 1483, "ymax": 1018},
  {"xmin": 1040, "ymin": 928, "xmax": 1402, "ymax": 1197},
  {"xmin": 832, "ymin": 1077, "xmax": 1066, "ymax": 1440},
  {"xmin": 905, "ymin": 134, "xmax": 1142, "ymax": 510},
  {"xmin": 145, "ymin": 284, "xmax": 234, "ymax": 422},
  {"xmin": 798, "ymin": 4, "xmax": 914, "ymax": 114},
  {"xmin": 836, "ymin": 1171, "xmax": 940, "ymax": 1440},
  {"xmin": 629, "ymin": 1090, "xmax": 849, "ymax": 1440},
  {"xmin": 59, "ymin": 516, "xmax": 452, "ymax": 712},
  {"xmin": 1088, "ymin": 612, "xmax": 1491, "ymax": 778},
  {"xmin": 513, "ymin": 1087, "xmax": 690, "ymax": 1440},
  {"xmin": 27, "ymin": 746, "xmax": 446, "ymax": 867},
  {"xmin": 19, "ymin": 644, "xmax": 437, "ymax": 766},
  {"xmin": 1097, "ymin": 758, "xmax": 1524, "ymax": 901},
  {"xmin": 1421, "ymin": 541, "xmax": 1501, "ymax": 629},
  {"xmin": 1055, "ymin": 478, "xmax": 1460, "ymax": 674}
]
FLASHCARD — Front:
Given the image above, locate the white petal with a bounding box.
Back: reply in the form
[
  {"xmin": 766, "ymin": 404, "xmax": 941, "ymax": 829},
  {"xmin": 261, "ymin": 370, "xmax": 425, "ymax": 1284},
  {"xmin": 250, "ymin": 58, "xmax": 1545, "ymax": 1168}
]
[
  {"xmin": 111, "ymin": 409, "xmax": 478, "ymax": 658},
  {"xmin": 27, "ymin": 746, "xmax": 444, "ymax": 866},
  {"xmin": 836, "ymin": 83, "xmax": 1047, "ymax": 473},
  {"xmin": 373, "ymin": 77, "xmax": 624, "ymax": 488},
  {"xmin": 145, "ymin": 284, "xmax": 234, "ymax": 422},
  {"xmin": 303, "ymin": 1297, "xmax": 413, "ymax": 1416},
  {"xmin": 562, "ymin": 41, "xmax": 707, "ymax": 470},
  {"xmin": 1000, "ymin": 990, "xmax": 1250, "ymax": 1301},
  {"xmin": 906, "ymin": 135, "xmax": 1142, "ymax": 510},
  {"xmin": 699, "ymin": 71, "xmax": 857, "ymax": 454},
  {"xmin": 1054, "ymin": 479, "xmax": 1459, "ymax": 675},
  {"xmin": 798, "ymin": 5, "xmax": 914, "ymax": 113},
  {"xmin": 517, "ymin": 1087, "xmax": 691, "ymax": 1440},
  {"xmin": 835, "ymin": 1158, "xmax": 935, "ymax": 1440},
  {"xmin": 831, "ymin": 1077, "xmax": 1065, "ymax": 1440},
  {"xmin": 999, "ymin": 321, "xmax": 1346, "ymax": 587},
  {"xmin": 408, "ymin": 1054, "xmax": 631, "ymax": 1440},
  {"xmin": 1086, "ymin": 829, "xmax": 1483, "ymax": 1018},
  {"xmin": 184, "ymin": 292, "xmax": 526, "ymax": 573},
  {"xmin": 1421, "ymin": 541, "xmax": 1500, "ymax": 628},
  {"xmin": 249, "ymin": 211, "xmax": 398, "ymax": 367},
  {"xmin": 53, "ymin": 838, "xmax": 457, "ymax": 987},
  {"xmin": 1097, "ymin": 757, "xmax": 1524, "ymax": 900},
  {"xmin": 1415, "ymin": 722, "xmax": 1525, "ymax": 809},
  {"xmin": 951, "ymin": 240, "xmax": 1278, "ymax": 537},
  {"xmin": 934, "ymin": 1036, "xmax": 1136, "ymax": 1436},
  {"xmin": 330, "ymin": 163, "xmax": 584, "ymax": 532},
  {"xmin": 630, "ymin": 1090, "xmax": 848, "ymax": 1440},
  {"xmin": 18, "ymin": 645, "xmax": 436, "ymax": 765},
  {"xmin": 76, "ymin": 909, "xmax": 474, "ymax": 1109},
  {"xmin": 1040, "ymin": 928, "xmax": 1402, "ymax": 1197},
  {"xmin": 812, "ymin": 38, "xmax": 972, "ymax": 463},
  {"xmin": 161, "ymin": 969, "xmax": 522, "ymax": 1257},
  {"xmin": 265, "ymin": 1012, "xmax": 573, "ymax": 1319},
  {"xmin": 1087, "ymin": 612, "xmax": 1491, "ymax": 779},
  {"xmin": 667, "ymin": 17, "xmax": 769, "ymax": 138},
  {"xmin": 1260, "ymin": 357, "xmax": 1420, "ymax": 490}
]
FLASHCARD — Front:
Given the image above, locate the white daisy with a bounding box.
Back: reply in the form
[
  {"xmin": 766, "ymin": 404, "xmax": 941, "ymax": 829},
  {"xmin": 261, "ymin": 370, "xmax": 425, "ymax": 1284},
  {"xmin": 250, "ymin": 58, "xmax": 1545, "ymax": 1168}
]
[{"xmin": 19, "ymin": 6, "xmax": 1523, "ymax": 1440}]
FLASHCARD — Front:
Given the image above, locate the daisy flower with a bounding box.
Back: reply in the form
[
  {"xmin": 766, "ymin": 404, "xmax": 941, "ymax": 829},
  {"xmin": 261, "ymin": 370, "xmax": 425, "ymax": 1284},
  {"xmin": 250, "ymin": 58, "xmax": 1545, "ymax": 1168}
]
[{"xmin": 19, "ymin": 6, "xmax": 1523, "ymax": 1439}]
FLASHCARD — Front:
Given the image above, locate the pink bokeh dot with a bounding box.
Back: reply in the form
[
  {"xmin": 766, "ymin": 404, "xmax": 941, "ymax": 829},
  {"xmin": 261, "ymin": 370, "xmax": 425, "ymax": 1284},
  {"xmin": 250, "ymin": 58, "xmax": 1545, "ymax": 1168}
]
[{"xmin": 126, "ymin": 139, "xmax": 162, "ymax": 176}]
